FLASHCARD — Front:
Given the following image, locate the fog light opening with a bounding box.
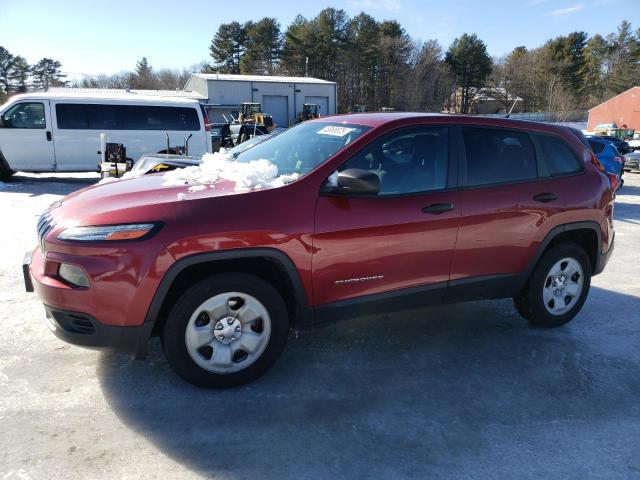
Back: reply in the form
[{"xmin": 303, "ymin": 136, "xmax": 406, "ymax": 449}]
[{"xmin": 58, "ymin": 263, "xmax": 90, "ymax": 288}]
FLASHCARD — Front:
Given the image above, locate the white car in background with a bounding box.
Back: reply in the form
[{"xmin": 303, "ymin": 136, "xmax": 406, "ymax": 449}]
[
  {"xmin": 624, "ymin": 151, "xmax": 640, "ymax": 172},
  {"xmin": 0, "ymin": 92, "xmax": 211, "ymax": 180}
]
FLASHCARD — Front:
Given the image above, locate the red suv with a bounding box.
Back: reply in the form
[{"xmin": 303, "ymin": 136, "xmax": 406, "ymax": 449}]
[{"xmin": 24, "ymin": 113, "xmax": 616, "ymax": 388}]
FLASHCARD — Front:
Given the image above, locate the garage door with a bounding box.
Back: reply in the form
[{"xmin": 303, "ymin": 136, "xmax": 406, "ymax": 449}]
[
  {"xmin": 262, "ymin": 95, "xmax": 289, "ymax": 128},
  {"xmin": 305, "ymin": 96, "xmax": 329, "ymax": 116}
]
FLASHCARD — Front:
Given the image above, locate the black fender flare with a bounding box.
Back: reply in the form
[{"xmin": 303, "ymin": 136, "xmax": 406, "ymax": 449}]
[
  {"xmin": 524, "ymin": 220, "xmax": 602, "ymax": 281},
  {"xmin": 143, "ymin": 247, "xmax": 313, "ymax": 328}
]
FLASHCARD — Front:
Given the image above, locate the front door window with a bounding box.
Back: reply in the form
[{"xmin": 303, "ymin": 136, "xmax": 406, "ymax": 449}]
[{"xmin": 1, "ymin": 102, "xmax": 46, "ymax": 129}]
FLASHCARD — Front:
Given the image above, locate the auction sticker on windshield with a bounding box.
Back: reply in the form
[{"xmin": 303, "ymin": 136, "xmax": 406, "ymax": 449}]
[{"xmin": 317, "ymin": 126, "xmax": 356, "ymax": 137}]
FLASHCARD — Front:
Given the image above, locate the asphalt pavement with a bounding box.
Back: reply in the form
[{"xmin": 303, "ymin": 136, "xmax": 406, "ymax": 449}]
[{"xmin": 1, "ymin": 171, "xmax": 639, "ymax": 479}]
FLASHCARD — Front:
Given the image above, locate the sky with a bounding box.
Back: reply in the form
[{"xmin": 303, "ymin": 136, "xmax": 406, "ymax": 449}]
[{"xmin": 0, "ymin": 0, "xmax": 638, "ymax": 80}]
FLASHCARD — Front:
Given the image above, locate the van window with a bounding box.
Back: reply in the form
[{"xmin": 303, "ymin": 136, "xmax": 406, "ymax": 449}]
[
  {"xmin": 56, "ymin": 104, "xmax": 200, "ymax": 131},
  {"xmin": 462, "ymin": 127, "xmax": 537, "ymax": 186},
  {"xmin": 534, "ymin": 133, "xmax": 583, "ymax": 176},
  {"xmin": 55, "ymin": 104, "xmax": 88, "ymax": 129},
  {"xmin": 122, "ymin": 105, "xmax": 200, "ymax": 130},
  {"xmin": 1, "ymin": 102, "xmax": 46, "ymax": 129},
  {"xmin": 339, "ymin": 126, "xmax": 449, "ymax": 195}
]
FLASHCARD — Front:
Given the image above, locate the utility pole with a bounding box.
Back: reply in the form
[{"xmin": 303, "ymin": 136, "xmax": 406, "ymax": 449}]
[{"xmin": 305, "ymin": 57, "xmax": 308, "ymax": 77}]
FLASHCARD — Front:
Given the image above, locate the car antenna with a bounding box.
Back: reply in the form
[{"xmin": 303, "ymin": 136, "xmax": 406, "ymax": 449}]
[{"xmin": 505, "ymin": 98, "xmax": 517, "ymax": 118}]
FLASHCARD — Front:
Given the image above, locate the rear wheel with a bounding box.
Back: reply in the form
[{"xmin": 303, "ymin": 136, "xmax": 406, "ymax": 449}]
[
  {"xmin": 163, "ymin": 273, "xmax": 289, "ymax": 388},
  {"xmin": 514, "ymin": 242, "xmax": 591, "ymax": 327}
]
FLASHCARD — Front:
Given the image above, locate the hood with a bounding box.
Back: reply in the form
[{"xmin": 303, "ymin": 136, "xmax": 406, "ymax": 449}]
[{"xmin": 49, "ymin": 173, "xmax": 248, "ymax": 228}]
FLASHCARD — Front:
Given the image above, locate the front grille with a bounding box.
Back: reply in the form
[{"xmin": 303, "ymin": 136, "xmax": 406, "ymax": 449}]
[{"xmin": 36, "ymin": 208, "xmax": 56, "ymax": 254}]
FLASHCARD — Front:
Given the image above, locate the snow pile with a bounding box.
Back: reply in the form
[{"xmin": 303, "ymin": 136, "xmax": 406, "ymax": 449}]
[
  {"xmin": 161, "ymin": 152, "xmax": 299, "ymax": 192},
  {"xmin": 97, "ymin": 177, "xmax": 118, "ymax": 185}
]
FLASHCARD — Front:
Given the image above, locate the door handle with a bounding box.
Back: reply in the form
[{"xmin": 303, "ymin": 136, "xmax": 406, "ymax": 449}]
[
  {"xmin": 46, "ymin": 131, "xmax": 52, "ymax": 141},
  {"xmin": 533, "ymin": 192, "xmax": 558, "ymax": 203},
  {"xmin": 422, "ymin": 203, "xmax": 455, "ymax": 214}
]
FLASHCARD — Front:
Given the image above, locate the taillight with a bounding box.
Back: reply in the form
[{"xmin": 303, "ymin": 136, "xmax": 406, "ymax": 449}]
[
  {"xmin": 590, "ymin": 152, "xmax": 606, "ymax": 172},
  {"xmin": 200, "ymin": 105, "xmax": 211, "ymax": 131},
  {"xmin": 607, "ymin": 172, "xmax": 619, "ymax": 191}
]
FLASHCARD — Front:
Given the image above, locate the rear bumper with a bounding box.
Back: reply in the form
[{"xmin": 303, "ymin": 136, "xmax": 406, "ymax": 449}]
[
  {"xmin": 594, "ymin": 234, "xmax": 615, "ymax": 276},
  {"xmin": 44, "ymin": 305, "xmax": 153, "ymax": 358}
]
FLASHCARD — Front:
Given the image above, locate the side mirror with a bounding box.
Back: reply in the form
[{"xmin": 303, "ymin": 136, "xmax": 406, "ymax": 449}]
[{"xmin": 322, "ymin": 168, "xmax": 380, "ymax": 195}]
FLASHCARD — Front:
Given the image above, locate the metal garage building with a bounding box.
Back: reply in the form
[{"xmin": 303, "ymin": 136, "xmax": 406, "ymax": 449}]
[{"xmin": 184, "ymin": 74, "xmax": 337, "ymax": 127}]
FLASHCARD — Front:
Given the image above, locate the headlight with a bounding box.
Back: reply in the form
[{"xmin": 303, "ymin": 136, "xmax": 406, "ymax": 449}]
[{"xmin": 57, "ymin": 223, "xmax": 159, "ymax": 241}]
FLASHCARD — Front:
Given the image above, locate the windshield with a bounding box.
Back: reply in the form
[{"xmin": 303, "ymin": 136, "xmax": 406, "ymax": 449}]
[
  {"xmin": 226, "ymin": 133, "xmax": 276, "ymax": 155},
  {"xmin": 233, "ymin": 122, "xmax": 370, "ymax": 176}
]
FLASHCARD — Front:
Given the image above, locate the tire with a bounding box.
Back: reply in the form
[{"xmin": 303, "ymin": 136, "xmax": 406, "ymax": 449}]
[
  {"xmin": 0, "ymin": 152, "xmax": 15, "ymax": 181},
  {"xmin": 163, "ymin": 273, "xmax": 289, "ymax": 388},
  {"xmin": 513, "ymin": 242, "xmax": 591, "ymax": 327}
]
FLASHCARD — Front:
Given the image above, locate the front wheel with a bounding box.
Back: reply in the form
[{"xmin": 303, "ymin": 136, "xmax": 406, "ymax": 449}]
[
  {"xmin": 0, "ymin": 153, "xmax": 14, "ymax": 181},
  {"xmin": 514, "ymin": 242, "xmax": 591, "ymax": 327},
  {"xmin": 163, "ymin": 273, "xmax": 289, "ymax": 388}
]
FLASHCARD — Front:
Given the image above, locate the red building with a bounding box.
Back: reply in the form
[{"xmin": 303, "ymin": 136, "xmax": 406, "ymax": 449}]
[{"xmin": 588, "ymin": 86, "xmax": 640, "ymax": 131}]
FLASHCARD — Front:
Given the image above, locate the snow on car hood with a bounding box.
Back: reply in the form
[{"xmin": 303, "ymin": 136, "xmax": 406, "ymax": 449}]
[
  {"xmin": 161, "ymin": 152, "xmax": 299, "ymax": 194},
  {"xmin": 100, "ymin": 150, "xmax": 299, "ymax": 200}
]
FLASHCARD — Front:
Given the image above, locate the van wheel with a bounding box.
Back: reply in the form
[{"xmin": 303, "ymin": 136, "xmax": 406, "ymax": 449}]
[
  {"xmin": 163, "ymin": 273, "xmax": 289, "ymax": 388},
  {"xmin": 0, "ymin": 153, "xmax": 14, "ymax": 181},
  {"xmin": 513, "ymin": 242, "xmax": 591, "ymax": 327}
]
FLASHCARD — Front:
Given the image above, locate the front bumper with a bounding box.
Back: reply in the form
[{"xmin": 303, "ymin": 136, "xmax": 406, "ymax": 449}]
[
  {"xmin": 23, "ymin": 248, "xmax": 155, "ymax": 358},
  {"xmin": 44, "ymin": 305, "xmax": 153, "ymax": 358}
]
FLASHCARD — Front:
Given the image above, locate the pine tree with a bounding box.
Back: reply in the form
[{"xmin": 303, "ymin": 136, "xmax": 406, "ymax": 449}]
[
  {"xmin": 129, "ymin": 57, "xmax": 157, "ymax": 88},
  {"xmin": 0, "ymin": 46, "xmax": 14, "ymax": 96},
  {"xmin": 581, "ymin": 35, "xmax": 608, "ymax": 104},
  {"xmin": 31, "ymin": 58, "xmax": 66, "ymax": 90},
  {"xmin": 210, "ymin": 21, "xmax": 247, "ymax": 74},
  {"xmin": 8, "ymin": 55, "xmax": 30, "ymax": 93},
  {"xmin": 445, "ymin": 33, "xmax": 492, "ymax": 113},
  {"xmin": 240, "ymin": 18, "xmax": 282, "ymax": 74},
  {"xmin": 608, "ymin": 20, "xmax": 639, "ymax": 93}
]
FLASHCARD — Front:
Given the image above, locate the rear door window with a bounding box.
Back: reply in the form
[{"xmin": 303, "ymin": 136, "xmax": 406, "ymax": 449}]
[
  {"xmin": 534, "ymin": 133, "xmax": 583, "ymax": 176},
  {"xmin": 122, "ymin": 106, "xmax": 200, "ymax": 131},
  {"xmin": 56, "ymin": 104, "xmax": 88, "ymax": 129},
  {"xmin": 462, "ymin": 127, "xmax": 537, "ymax": 186},
  {"xmin": 55, "ymin": 103, "xmax": 200, "ymax": 131}
]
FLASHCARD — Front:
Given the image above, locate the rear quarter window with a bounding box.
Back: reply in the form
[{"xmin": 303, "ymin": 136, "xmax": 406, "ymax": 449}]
[{"xmin": 534, "ymin": 133, "xmax": 583, "ymax": 176}]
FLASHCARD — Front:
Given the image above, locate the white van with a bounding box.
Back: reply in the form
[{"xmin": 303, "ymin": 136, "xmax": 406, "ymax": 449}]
[{"xmin": 0, "ymin": 91, "xmax": 211, "ymax": 179}]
